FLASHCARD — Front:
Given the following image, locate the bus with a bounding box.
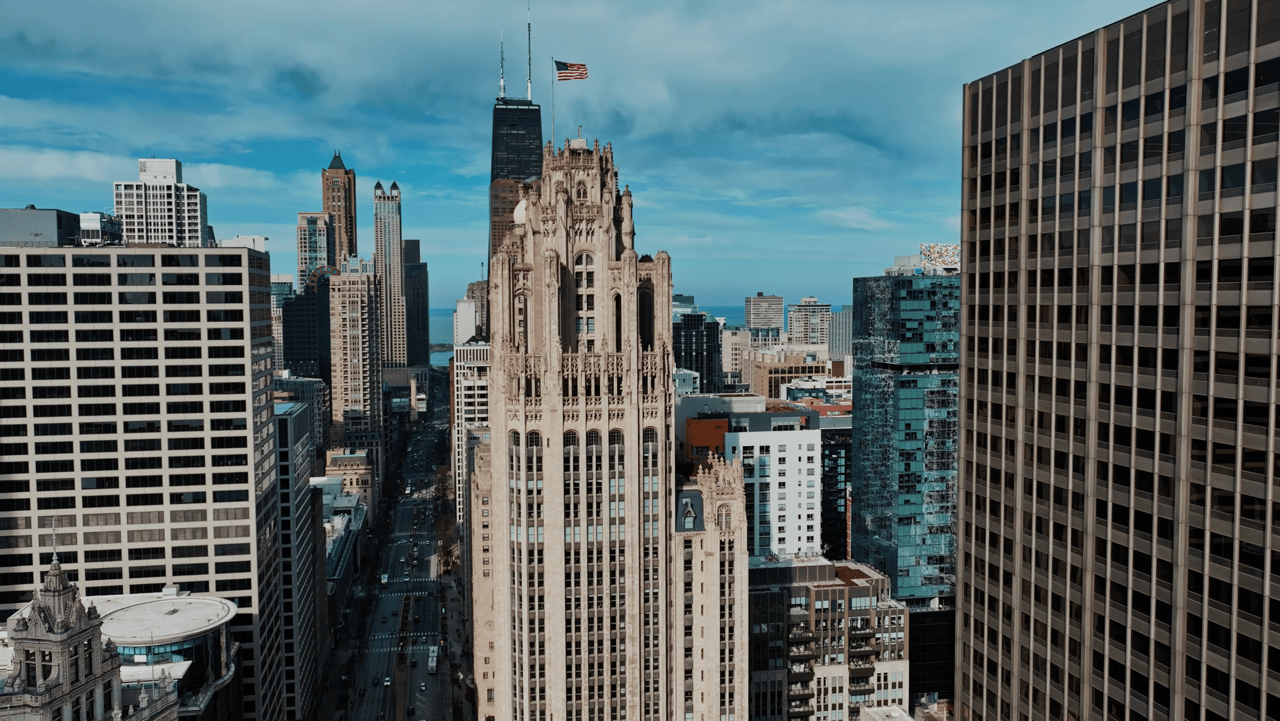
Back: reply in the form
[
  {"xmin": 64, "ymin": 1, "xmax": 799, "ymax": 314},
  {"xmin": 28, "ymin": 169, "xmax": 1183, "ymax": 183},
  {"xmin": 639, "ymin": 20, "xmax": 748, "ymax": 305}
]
[
  {"xmin": 380, "ymin": 574, "xmax": 388, "ymax": 588},
  {"xmin": 427, "ymin": 645, "xmax": 439, "ymax": 675}
]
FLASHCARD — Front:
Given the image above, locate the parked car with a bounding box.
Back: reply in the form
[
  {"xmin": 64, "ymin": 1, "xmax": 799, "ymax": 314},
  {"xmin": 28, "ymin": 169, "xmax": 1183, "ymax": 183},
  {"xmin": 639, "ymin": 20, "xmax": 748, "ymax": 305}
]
[{"xmin": 384, "ymin": 677, "xmax": 391, "ymax": 687}]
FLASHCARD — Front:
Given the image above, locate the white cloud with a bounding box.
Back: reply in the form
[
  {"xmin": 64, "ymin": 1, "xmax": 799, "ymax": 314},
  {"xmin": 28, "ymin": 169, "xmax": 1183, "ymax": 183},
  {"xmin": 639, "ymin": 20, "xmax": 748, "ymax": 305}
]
[{"xmin": 817, "ymin": 207, "xmax": 896, "ymax": 231}]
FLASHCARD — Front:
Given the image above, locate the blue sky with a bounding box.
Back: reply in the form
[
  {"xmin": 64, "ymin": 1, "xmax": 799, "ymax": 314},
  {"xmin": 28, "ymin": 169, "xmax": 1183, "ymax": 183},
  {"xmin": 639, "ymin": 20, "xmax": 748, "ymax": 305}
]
[{"xmin": 0, "ymin": 0, "xmax": 1155, "ymax": 309}]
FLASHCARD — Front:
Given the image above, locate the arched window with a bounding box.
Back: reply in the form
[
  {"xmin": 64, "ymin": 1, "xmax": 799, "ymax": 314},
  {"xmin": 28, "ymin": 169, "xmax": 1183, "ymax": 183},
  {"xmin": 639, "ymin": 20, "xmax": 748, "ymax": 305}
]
[
  {"xmin": 642, "ymin": 427, "xmax": 659, "ymax": 472},
  {"xmin": 508, "ymin": 432, "xmax": 521, "ymax": 475},
  {"xmin": 574, "ymin": 254, "xmax": 596, "ymax": 346},
  {"xmin": 526, "ymin": 432, "xmax": 542, "ymax": 475},
  {"xmin": 608, "ymin": 430, "xmax": 625, "ymax": 472},
  {"xmin": 638, "ymin": 290, "xmax": 654, "ymax": 350},
  {"xmin": 717, "ymin": 505, "xmax": 732, "ymax": 531},
  {"xmin": 575, "ymin": 181, "xmax": 588, "ymax": 200},
  {"xmin": 613, "ymin": 294, "xmax": 622, "ymax": 352},
  {"xmin": 563, "ymin": 432, "xmax": 580, "ymax": 475},
  {"xmin": 585, "ymin": 430, "xmax": 603, "ymax": 477}
]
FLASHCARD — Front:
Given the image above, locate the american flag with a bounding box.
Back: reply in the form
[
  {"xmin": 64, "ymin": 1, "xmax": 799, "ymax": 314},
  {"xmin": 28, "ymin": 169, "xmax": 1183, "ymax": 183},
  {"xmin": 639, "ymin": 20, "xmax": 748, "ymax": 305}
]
[{"xmin": 555, "ymin": 60, "xmax": 588, "ymax": 81}]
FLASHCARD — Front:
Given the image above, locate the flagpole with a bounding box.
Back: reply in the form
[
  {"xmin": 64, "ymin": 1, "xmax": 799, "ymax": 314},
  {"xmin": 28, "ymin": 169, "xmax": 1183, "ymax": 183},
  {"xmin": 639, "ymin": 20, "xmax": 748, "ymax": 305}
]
[{"xmin": 551, "ymin": 57, "xmax": 556, "ymax": 148}]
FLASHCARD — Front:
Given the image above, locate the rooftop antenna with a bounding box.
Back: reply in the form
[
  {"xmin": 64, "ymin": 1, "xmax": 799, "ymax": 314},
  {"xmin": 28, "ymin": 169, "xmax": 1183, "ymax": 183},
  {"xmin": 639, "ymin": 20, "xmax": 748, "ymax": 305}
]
[
  {"xmin": 526, "ymin": 0, "xmax": 532, "ymax": 100},
  {"xmin": 499, "ymin": 31, "xmax": 506, "ymax": 99}
]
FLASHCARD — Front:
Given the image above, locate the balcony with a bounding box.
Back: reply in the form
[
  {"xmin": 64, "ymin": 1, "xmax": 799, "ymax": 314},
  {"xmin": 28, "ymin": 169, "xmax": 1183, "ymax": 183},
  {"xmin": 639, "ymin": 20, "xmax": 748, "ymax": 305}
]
[
  {"xmin": 788, "ymin": 685, "xmax": 815, "ymax": 701},
  {"xmin": 849, "ymin": 643, "xmax": 877, "ymax": 657},
  {"xmin": 787, "ymin": 704, "xmax": 815, "ymax": 718},
  {"xmin": 788, "ymin": 664, "xmax": 815, "ymax": 684},
  {"xmin": 789, "ymin": 628, "xmax": 815, "ymax": 643},
  {"xmin": 849, "ymin": 625, "xmax": 875, "ymax": 639},
  {"xmin": 848, "ymin": 678, "xmax": 875, "ymax": 695},
  {"xmin": 789, "ymin": 643, "xmax": 817, "ymax": 661}
]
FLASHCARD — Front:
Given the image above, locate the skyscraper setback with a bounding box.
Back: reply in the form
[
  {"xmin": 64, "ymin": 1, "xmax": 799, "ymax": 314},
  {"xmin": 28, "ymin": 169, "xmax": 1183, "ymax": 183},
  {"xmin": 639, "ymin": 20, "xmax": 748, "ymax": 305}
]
[
  {"xmin": 960, "ymin": 2, "xmax": 1280, "ymax": 720},
  {"xmin": 469, "ymin": 139, "xmax": 745, "ymax": 721},
  {"xmin": 323, "ymin": 152, "xmax": 358, "ymax": 259}
]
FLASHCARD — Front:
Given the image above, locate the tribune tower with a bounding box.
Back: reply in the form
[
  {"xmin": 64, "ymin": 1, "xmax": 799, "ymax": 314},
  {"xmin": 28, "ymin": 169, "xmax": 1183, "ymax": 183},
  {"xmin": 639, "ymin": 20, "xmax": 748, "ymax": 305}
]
[{"xmin": 471, "ymin": 139, "xmax": 746, "ymax": 721}]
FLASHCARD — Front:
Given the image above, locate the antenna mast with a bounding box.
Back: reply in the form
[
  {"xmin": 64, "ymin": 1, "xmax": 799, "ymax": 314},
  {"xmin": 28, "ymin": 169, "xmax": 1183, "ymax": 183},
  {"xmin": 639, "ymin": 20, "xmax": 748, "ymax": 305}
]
[
  {"xmin": 499, "ymin": 31, "xmax": 506, "ymax": 99},
  {"xmin": 526, "ymin": 0, "xmax": 532, "ymax": 100}
]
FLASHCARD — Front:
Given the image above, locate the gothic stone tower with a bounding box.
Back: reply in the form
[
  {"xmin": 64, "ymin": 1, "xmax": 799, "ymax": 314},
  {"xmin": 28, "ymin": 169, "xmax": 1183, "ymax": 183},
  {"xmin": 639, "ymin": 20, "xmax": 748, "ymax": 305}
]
[{"xmin": 471, "ymin": 138, "xmax": 678, "ymax": 721}]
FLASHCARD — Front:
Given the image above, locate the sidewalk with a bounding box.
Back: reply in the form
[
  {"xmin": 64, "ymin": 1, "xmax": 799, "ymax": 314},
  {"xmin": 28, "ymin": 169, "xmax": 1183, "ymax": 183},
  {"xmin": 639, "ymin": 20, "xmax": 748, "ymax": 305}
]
[{"xmin": 439, "ymin": 569, "xmax": 474, "ymax": 721}]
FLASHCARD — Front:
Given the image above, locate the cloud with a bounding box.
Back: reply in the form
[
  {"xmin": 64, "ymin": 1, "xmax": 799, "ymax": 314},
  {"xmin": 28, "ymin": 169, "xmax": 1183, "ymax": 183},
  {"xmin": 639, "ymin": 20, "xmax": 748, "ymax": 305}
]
[
  {"xmin": 0, "ymin": 0, "xmax": 1160, "ymax": 308},
  {"xmin": 817, "ymin": 207, "xmax": 896, "ymax": 231}
]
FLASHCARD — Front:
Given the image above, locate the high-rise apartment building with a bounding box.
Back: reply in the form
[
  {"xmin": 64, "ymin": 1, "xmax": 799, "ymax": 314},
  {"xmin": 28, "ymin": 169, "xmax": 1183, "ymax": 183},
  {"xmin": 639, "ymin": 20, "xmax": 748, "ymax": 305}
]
[
  {"xmin": 959, "ymin": 4, "xmax": 1280, "ymax": 720},
  {"xmin": 328, "ymin": 256, "xmax": 383, "ymax": 501},
  {"xmin": 322, "ymin": 153, "xmax": 357, "ymax": 259},
  {"xmin": 469, "ymin": 139, "xmax": 744, "ymax": 721},
  {"xmin": 829, "ymin": 305, "xmax": 853, "ymax": 361},
  {"xmin": 748, "ymin": 557, "xmax": 910, "ymax": 720},
  {"xmin": 819, "ymin": 415, "xmax": 852, "ymax": 561},
  {"xmin": 490, "ymin": 98, "xmax": 544, "ymax": 259},
  {"xmin": 724, "ymin": 422, "xmax": 823, "ymax": 558},
  {"xmin": 745, "ymin": 291, "xmax": 785, "ymax": 332},
  {"xmin": 450, "ymin": 341, "xmax": 490, "ymax": 525},
  {"xmin": 271, "ymin": 275, "xmax": 293, "ymax": 376},
  {"xmin": 296, "ymin": 212, "xmax": 336, "ymax": 289},
  {"xmin": 112, "ymin": 159, "xmax": 213, "ymax": 247},
  {"xmin": 467, "ymin": 279, "xmax": 490, "ymax": 338},
  {"xmin": 0, "ymin": 244, "xmax": 282, "ymax": 721},
  {"xmin": 849, "ymin": 263, "xmax": 959, "ymax": 604},
  {"xmin": 373, "ymin": 182, "xmax": 406, "ymax": 368},
  {"xmin": 787, "ymin": 297, "xmax": 832, "ymax": 346},
  {"xmin": 274, "ymin": 401, "xmax": 324, "ymax": 721}
]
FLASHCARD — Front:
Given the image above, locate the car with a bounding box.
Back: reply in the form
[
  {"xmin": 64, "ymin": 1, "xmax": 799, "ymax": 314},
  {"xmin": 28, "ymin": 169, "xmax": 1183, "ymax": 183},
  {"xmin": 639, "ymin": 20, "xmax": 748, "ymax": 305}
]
[
  {"xmin": 358, "ymin": 687, "xmax": 366, "ymax": 697},
  {"xmin": 419, "ymin": 682, "xmax": 427, "ymax": 691},
  {"xmin": 384, "ymin": 677, "xmax": 391, "ymax": 687},
  {"xmin": 407, "ymin": 708, "xmax": 416, "ymax": 717},
  {"xmin": 414, "ymin": 615, "xmax": 420, "ymax": 622},
  {"xmin": 381, "ymin": 616, "xmax": 388, "ymax": 624},
  {"xmin": 411, "ymin": 658, "xmax": 418, "ymax": 667},
  {"xmin": 392, "ymin": 610, "xmax": 399, "ymax": 617},
  {"xmin": 372, "ymin": 678, "xmax": 380, "ymax": 687}
]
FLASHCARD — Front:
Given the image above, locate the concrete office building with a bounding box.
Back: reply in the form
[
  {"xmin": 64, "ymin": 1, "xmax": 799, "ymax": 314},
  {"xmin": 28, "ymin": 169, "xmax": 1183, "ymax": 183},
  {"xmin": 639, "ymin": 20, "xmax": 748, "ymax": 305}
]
[
  {"xmin": 748, "ymin": 558, "xmax": 910, "ymax": 721},
  {"xmin": 274, "ymin": 402, "xmax": 323, "ymax": 721},
  {"xmin": 724, "ymin": 426, "xmax": 823, "ymax": 558},
  {"xmin": 959, "ymin": 3, "xmax": 1280, "ymax": 720},
  {"xmin": 722, "ymin": 328, "xmax": 751, "ymax": 387},
  {"xmin": 373, "ymin": 182, "xmax": 406, "ymax": 368},
  {"xmin": 296, "ymin": 213, "xmax": 335, "ymax": 290},
  {"xmin": 328, "ymin": 256, "xmax": 383, "ymax": 486},
  {"xmin": 322, "ymin": 153, "xmax": 357, "ymax": 260},
  {"xmin": 0, "ymin": 206, "xmax": 82, "ymax": 247},
  {"xmin": 112, "ymin": 159, "xmax": 213, "ymax": 247},
  {"xmin": 324, "ymin": 448, "xmax": 375, "ymax": 512},
  {"xmin": 450, "ymin": 342, "xmax": 490, "ymax": 525},
  {"xmin": 468, "ymin": 139, "xmax": 744, "ymax": 721},
  {"xmin": 745, "ymin": 292, "xmax": 785, "ymax": 333},
  {"xmin": 741, "ymin": 349, "xmax": 830, "ymax": 400},
  {"xmin": 0, "ymin": 244, "xmax": 282, "ymax": 721},
  {"xmin": 787, "ymin": 297, "xmax": 831, "ymax": 347}
]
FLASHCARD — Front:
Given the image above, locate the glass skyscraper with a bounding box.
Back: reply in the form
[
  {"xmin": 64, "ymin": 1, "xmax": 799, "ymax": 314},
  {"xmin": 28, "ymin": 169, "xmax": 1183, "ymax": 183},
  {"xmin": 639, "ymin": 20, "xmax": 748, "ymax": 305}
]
[{"xmin": 848, "ymin": 265, "xmax": 960, "ymax": 603}]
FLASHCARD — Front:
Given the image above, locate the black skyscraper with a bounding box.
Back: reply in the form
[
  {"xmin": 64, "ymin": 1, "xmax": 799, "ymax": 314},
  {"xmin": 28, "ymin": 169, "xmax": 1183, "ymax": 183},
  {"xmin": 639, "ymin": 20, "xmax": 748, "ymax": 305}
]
[
  {"xmin": 490, "ymin": 98, "xmax": 543, "ymax": 183},
  {"xmin": 489, "ymin": 97, "xmax": 544, "ymax": 271}
]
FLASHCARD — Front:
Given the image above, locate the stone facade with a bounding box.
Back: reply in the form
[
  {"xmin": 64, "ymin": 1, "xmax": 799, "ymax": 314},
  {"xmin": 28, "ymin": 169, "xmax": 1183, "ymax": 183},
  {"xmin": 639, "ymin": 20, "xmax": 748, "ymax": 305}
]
[{"xmin": 470, "ymin": 138, "xmax": 744, "ymax": 721}]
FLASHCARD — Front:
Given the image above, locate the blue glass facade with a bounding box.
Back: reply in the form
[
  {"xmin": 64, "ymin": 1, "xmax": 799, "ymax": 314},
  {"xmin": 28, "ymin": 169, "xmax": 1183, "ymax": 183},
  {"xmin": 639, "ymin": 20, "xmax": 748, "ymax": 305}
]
[{"xmin": 848, "ymin": 273, "xmax": 959, "ymax": 602}]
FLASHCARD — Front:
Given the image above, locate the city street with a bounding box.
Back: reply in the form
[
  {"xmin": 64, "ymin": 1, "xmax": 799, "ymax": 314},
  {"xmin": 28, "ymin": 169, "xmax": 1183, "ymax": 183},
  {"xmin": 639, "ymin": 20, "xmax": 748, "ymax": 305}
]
[{"xmin": 326, "ymin": 411, "xmax": 465, "ymax": 721}]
